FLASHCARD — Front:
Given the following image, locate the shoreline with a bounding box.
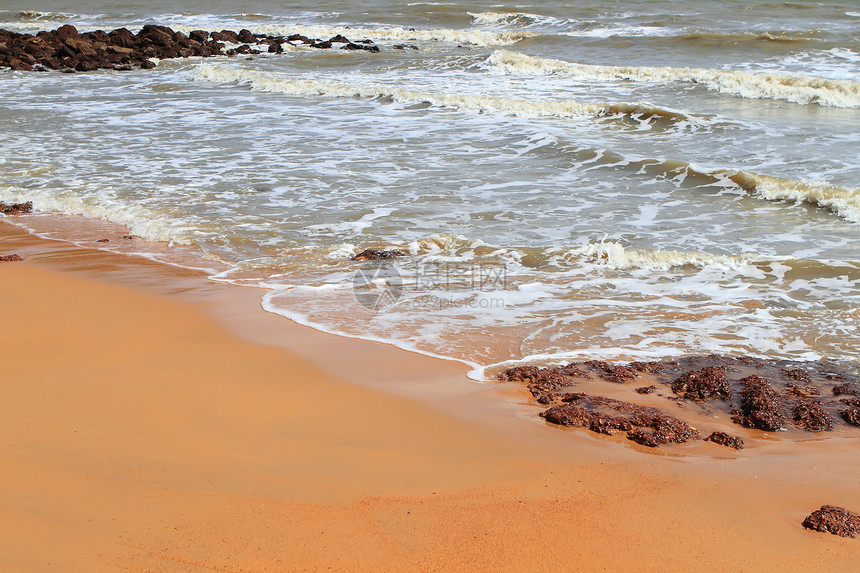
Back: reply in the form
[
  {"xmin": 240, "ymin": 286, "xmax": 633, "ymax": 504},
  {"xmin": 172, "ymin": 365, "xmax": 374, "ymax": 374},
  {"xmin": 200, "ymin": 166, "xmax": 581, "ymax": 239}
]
[{"xmin": 2, "ymin": 219, "xmax": 860, "ymax": 570}]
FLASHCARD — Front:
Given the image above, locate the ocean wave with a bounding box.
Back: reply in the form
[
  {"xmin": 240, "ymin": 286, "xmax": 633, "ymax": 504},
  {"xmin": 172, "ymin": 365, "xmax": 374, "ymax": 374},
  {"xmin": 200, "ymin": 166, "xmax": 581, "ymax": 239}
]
[
  {"xmin": 485, "ymin": 50, "xmax": 860, "ymax": 108},
  {"xmin": 0, "ymin": 184, "xmax": 194, "ymax": 245},
  {"xmin": 723, "ymin": 171, "xmax": 860, "ymax": 223},
  {"xmin": 170, "ymin": 22, "xmax": 534, "ymax": 46},
  {"xmin": 190, "ymin": 64, "xmax": 695, "ymax": 127},
  {"xmin": 672, "ymin": 30, "xmax": 816, "ymax": 44},
  {"xmin": 549, "ymin": 240, "xmax": 749, "ymax": 272},
  {"xmin": 467, "ymin": 11, "xmax": 542, "ymax": 25}
]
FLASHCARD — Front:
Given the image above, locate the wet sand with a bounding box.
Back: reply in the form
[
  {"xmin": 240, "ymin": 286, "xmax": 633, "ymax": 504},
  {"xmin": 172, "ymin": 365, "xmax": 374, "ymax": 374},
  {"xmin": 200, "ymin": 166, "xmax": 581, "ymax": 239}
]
[{"xmin": 1, "ymin": 220, "xmax": 860, "ymax": 572}]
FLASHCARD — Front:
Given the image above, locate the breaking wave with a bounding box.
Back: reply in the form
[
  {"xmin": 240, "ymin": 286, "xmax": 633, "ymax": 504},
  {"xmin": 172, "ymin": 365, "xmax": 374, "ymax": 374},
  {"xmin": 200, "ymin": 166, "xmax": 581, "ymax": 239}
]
[
  {"xmin": 485, "ymin": 50, "xmax": 860, "ymax": 108},
  {"xmin": 190, "ymin": 64, "xmax": 694, "ymax": 126}
]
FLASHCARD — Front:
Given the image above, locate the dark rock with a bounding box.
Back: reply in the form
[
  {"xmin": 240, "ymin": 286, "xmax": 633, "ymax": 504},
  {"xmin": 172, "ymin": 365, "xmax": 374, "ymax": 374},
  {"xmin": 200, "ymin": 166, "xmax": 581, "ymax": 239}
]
[
  {"xmin": 540, "ymin": 404, "xmax": 632, "ymax": 435},
  {"xmin": 139, "ymin": 59, "xmax": 156, "ymax": 69},
  {"xmin": 75, "ymin": 58, "xmax": 100, "ymax": 72},
  {"xmin": 268, "ymin": 42, "xmax": 283, "ymax": 53},
  {"xmin": 54, "ymin": 24, "xmax": 79, "ymax": 41},
  {"xmin": 833, "ymin": 383, "xmax": 859, "ymax": 396},
  {"xmin": 705, "ymin": 431, "xmax": 744, "ymax": 449},
  {"xmin": 842, "ymin": 407, "xmax": 860, "ymax": 427},
  {"xmin": 733, "ymin": 375, "xmax": 787, "ymax": 431},
  {"xmin": 393, "ymin": 44, "xmax": 419, "ymax": 50},
  {"xmin": 108, "ymin": 28, "xmax": 136, "ymax": 48},
  {"xmin": 672, "ymin": 366, "xmax": 730, "ymax": 401},
  {"xmin": 343, "ymin": 42, "xmax": 380, "ymax": 53},
  {"xmin": 786, "ymin": 382, "xmax": 820, "ymax": 397},
  {"xmin": 0, "ymin": 201, "xmax": 33, "ymax": 214},
  {"xmin": 353, "ymin": 249, "xmax": 406, "ymax": 261},
  {"xmin": 792, "ymin": 399, "xmax": 833, "ymax": 432},
  {"xmin": 0, "ymin": 254, "xmax": 24, "ymax": 262},
  {"xmin": 784, "ymin": 368, "xmax": 812, "ymax": 383},
  {"xmin": 211, "ymin": 30, "xmax": 240, "ymax": 43},
  {"xmin": 578, "ymin": 360, "xmax": 637, "ymax": 383},
  {"xmin": 96, "ymin": 238, "xmax": 110, "ymax": 243},
  {"xmin": 635, "ymin": 385, "xmax": 658, "ymax": 394},
  {"xmin": 189, "ymin": 30, "xmax": 209, "ymax": 43},
  {"xmin": 802, "ymin": 505, "xmax": 860, "ymax": 538},
  {"xmin": 312, "ymin": 40, "xmax": 332, "ymax": 49},
  {"xmin": 541, "ymin": 392, "xmax": 699, "ymax": 447},
  {"xmin": 626, "ymin": 411, "xmax": 701, "ymax": 447},
  {"xmin": 329, "ymin": 34, "xmax": 351, "ymax": 43},
  {"xmin": 237, "ymin": 29, "xmax": 256, "ymax": 44},
  {"xmin": 631, "ymin": 361, "xmax": 665, "ymax": 373}
]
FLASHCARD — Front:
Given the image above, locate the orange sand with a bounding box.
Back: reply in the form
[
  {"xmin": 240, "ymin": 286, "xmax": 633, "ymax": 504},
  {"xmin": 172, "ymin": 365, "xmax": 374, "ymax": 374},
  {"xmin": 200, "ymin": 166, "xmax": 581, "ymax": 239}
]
[{"xmin": 1, "ymin": 221, "xmax": 859, "ymax": 572}]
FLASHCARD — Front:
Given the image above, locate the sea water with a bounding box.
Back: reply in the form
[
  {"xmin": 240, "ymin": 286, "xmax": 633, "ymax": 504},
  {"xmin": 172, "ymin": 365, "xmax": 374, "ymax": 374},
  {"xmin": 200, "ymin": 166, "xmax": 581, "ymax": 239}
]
[{"xmin": 1, "ymin": 0, "xmax": 858, "ymax": 376}]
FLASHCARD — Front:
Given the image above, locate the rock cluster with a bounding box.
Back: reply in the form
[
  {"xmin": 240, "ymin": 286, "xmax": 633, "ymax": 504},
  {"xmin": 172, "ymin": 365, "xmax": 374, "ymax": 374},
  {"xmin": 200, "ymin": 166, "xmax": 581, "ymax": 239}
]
[
  {"xmin": 0, "ymin": 254, "xmax": 24, "ymax": 262},
  {"xmin": 540, "ymin": 393, "xmax": 701, "ymax": 447},
  {"xmin": 499, "ymin": 354, "xmax": 860, "ymax": 448},
  {"xmin": 1, "ymin": 24, "xmax": 380, "ymax": 72}
]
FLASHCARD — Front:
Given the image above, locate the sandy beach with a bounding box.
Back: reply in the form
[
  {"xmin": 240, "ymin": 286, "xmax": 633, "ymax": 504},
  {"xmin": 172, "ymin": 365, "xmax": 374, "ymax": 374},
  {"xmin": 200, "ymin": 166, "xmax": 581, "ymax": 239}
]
[{"xmin": 2, "ymin": 220, "xmax": 860, "ymax": 572}]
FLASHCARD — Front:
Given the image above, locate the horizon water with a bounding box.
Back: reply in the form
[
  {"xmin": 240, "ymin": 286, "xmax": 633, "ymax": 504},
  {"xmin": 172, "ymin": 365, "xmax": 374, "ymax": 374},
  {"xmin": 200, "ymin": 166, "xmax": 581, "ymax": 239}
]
[{"xmin": 1, "ymin": 0, "xmax": 858, "ymax": 378}]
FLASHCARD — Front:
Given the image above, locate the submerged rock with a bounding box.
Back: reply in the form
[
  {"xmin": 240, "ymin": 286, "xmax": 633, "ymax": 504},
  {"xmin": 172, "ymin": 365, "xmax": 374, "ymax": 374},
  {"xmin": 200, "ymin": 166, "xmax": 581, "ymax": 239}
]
[
  {"xmin": 0, "ymin": 254, "xmax": 24, "ymax": 262},
  {"xmin": 352, "ymin": 249, "xmax": 406, "ymax": 261},
  {"xmin": 802, "ymin": 505, "xmax": 860, "ymax": 538}
]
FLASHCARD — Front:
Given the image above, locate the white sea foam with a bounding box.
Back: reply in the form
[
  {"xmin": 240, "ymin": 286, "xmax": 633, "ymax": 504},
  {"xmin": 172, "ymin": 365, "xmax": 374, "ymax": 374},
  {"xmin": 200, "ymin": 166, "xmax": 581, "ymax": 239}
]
[
  {"xmin": 190, "ymin": 64, "xmax": 693, "ymax": 125},
  {"xmin": 563, "ymin": 240, "xmax": 749, "ymax": 271},
  {"xmin": 485, "ymin": 49, "xmax": 860, "ymax": 108},
  {"xmin": 0, "ymin": 184, "xmax": 193, "ymax": 244}
]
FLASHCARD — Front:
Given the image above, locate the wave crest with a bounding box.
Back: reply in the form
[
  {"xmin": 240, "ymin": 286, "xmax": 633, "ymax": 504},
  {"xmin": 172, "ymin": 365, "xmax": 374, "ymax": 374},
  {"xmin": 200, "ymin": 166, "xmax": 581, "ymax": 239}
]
[{"xmin": 485, "ymin": 50, "xmax": 860, "ymax": 108}]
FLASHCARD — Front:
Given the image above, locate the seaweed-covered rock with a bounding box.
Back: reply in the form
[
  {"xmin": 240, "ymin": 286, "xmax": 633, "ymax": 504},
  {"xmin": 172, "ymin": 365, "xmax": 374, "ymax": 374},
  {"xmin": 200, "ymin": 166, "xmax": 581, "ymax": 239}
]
[
  {"xmin": 792, "ymin": 399, "xmax": 833, "ymax": 432},
  {"xmin": 671, "ymin": 366, "xmax": 730, "ymax": 401},
  {"xmin": 733, "ymin": 375, "xmax": 787, "ymax": 431},
  {"xmin": 833, "ymin": 383, "xmax": 859, "ymax": 396},
  {"xmin": 540, "ymin": 404, "xmax": 632, "ymax": 435},
  {"xmin": 635, "ymin": 385, "xmax": 658, "ymax": 394},
  {"xmin": 581, "ymin": 360, "xmax": 637, "ymax": 383},
  {"xmin": 0, "ymin": 201, "xmax": 33, "ymax": 214},
  {"xmin": 705, "ymin": 431, "xmax": 744, "ymax": 450},
  {"xmin": 842, "ymin": 407, "xmax": 860, "ymax": 427},
  {"xmin": 802, "ymin": 505, "xmax": 860, "ymax": 538},
  {"xmin": 626, "ymin": 412, "xmax": 701, "ymax": 447},
  {"xmin": 541, "ymin": 392, "xmax": 699, "ymax": 447},
  {"xmin": 783, "ymin": 368, "xmax": 812, "ymax": 383}
]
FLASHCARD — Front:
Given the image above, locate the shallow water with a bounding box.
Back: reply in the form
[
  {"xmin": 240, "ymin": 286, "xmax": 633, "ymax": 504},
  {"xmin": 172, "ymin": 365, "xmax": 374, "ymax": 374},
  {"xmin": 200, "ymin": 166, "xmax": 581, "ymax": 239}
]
[{"xmin": 1, "ymin": 1, "xmax": 858, "ymax": 375}]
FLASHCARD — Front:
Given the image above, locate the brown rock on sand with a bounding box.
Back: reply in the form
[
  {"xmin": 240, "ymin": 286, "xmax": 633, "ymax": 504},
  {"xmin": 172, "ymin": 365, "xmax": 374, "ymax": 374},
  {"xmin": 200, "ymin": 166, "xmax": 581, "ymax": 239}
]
[{"xmin": 802, "ymin": 505, "xmax": 860, "ymax": 538}]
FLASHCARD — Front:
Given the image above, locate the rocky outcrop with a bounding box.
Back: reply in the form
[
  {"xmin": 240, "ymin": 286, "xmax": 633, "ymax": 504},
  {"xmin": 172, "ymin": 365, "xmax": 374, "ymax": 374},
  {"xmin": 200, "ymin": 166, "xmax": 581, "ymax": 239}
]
[
  {"xmin": 0, "ymin": 254, "xmax": 24, "ymax": 262},
  {"xmin": 499, "ymin": 354, "xmax": 860, "ymax": 448},
  {"xmin": 0, "ymin": 24, "xmax": 380, "ymax": 72}
]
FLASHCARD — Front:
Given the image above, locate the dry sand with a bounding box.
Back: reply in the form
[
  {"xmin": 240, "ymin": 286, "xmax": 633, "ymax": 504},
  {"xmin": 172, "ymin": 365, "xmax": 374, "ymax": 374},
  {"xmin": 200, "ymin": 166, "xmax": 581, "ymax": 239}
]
[{"xmin": 1, "ymin": 220, "xmax": 859, "ymax": 572}]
